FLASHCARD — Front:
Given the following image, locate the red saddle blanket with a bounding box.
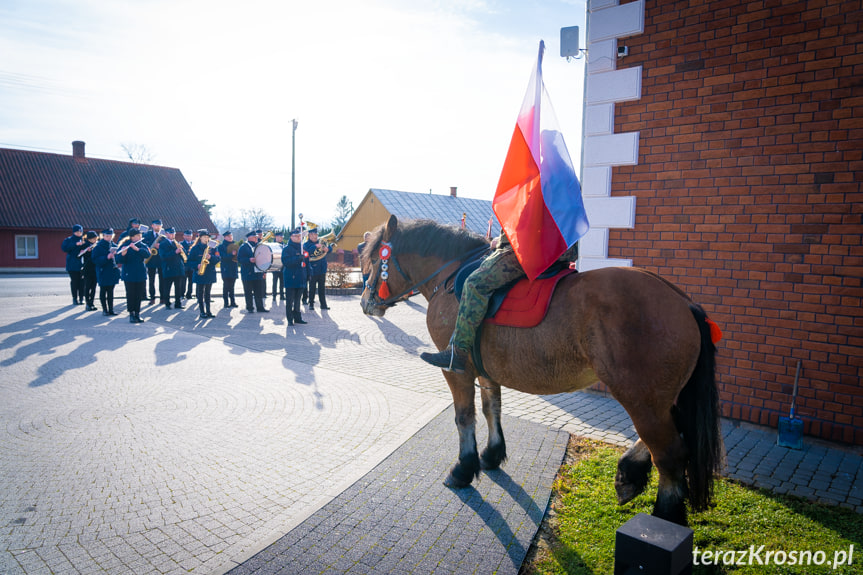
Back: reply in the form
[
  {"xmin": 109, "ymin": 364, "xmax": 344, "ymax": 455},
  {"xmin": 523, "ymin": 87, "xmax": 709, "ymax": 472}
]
[{"xmin": 485, "ymin": 268, "xmax": 575, "ymax": 328}]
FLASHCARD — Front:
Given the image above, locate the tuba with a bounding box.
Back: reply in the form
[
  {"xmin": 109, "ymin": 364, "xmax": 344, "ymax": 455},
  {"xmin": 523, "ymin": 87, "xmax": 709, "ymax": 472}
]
[
  {"xmin": 261, "ymin": 230, "xmax": 275, "ymax": 243},
  {"xmin": 309, "ymin": 231, "xmax": 336, "ymax": 262}
]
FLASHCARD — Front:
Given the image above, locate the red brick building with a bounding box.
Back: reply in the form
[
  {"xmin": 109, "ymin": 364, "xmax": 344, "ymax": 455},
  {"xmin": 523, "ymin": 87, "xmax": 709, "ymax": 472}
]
[
  {"xmin": 0, "ymin": 142, "xmax": 216, "ymax": 271},
  {"xmin": 595, "ymin": 0, "xmax": 861, "ymax": 443}
]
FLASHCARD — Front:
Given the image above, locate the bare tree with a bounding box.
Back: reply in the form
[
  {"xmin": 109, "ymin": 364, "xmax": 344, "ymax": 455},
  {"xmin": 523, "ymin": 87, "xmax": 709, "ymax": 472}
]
[
  {"xmin": 240, "ymin": 207, "xmax": 275, "ymax": 232},
  {"xmin": 120, "ymin": 142, "xmax": 156, "ymax": 163}
]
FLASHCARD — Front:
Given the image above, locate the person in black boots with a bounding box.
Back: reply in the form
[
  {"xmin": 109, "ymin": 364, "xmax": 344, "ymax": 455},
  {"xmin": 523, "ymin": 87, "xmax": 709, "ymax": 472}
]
[
  {"xmin": 189, "ymin": 230, "xmax": 220, "ymax": 320},
  {"xmin": 237, "ymin": 230, "xmax": 268, "ymax": 313},
  {"xmin": 61, "ymin": 224, "xmax": 86, "ymax": 305},
  {"xmin": 158, "ymin": 227, "xmax": 186, "ymax": 310},
  {"xmin": 80, "ymin": 231, "xmax": 99, "ymax": 310},
  {"xmin": 282, "ymin": 227, "xmax": 308, "ymax": 327},
  {"xmin": 143, "ymin": 219, "xmax": 164, "ymax": 305},
  {"xmin": 116, "ymin": 229, "xmax": 148, "ymax": 323},
  {"xmin": 270, "ymin": 231, "xmax": 286, "ymax": 303},
  {"xmin": 303, "ymin": 228, "xmax": 330, "ymax": 310},
  {"xmin": 217, "ymin": 231, "xmax": 239, "ymax": 308},
  {"xmin": 181, "ymin": 230, "xmax": 195, "ymax": 300},
  {"xmin": 92, "ymin": 228, "xmax": 120, "ymax": 316}
]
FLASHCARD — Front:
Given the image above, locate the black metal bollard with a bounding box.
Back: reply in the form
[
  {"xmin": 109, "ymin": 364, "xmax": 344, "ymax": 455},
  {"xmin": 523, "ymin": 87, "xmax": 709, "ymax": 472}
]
[{"xmin": 614, "ymin": 513, "xmax": 693, "ymax": 575}]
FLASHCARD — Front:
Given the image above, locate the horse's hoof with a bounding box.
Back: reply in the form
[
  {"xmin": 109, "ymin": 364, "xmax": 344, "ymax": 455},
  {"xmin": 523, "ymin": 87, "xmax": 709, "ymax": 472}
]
[{"xmin": 443, "ymin": 473, "xmax": 472, "ymax": 489}]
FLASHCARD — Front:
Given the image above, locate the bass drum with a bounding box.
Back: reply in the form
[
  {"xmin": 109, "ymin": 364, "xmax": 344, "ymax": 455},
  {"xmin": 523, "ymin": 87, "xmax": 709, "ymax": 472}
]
[{"xmin": 254, "ymin": 242, "xmax": 283, "ymax": 273}]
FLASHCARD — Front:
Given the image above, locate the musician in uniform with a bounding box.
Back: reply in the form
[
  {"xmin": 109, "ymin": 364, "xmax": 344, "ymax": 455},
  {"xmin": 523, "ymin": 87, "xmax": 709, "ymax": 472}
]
[
  {"xmin": 189, "ymin": 229, "xmax": 221, "ymax": 319},
  {"xmin": 304, "ymin": 228, "xmax": 330, "ymax": 310},
  {"xmin": 237, "ymin": 230, "xmax": 268, "ymax": 313},
  {"xmin": 116, "ymin": 228, "xmax": 148, "ymax": 323},
  {"xmin": 217, "ymin": 231, "xmax": 239, "ymax": 308},
  {"xmin": 61, "ymin": 224, "xmax": 86, "ymax": 305},
  {"xmin": 270, "ymin": 231, "xmax": 286, "ymax": 302},
  {"xmin": 143, "ymin": 219, "xmax": 164, "ymax": 304},
  {"xmin": 118, "ymin": 218, "xmax": 141, "ymax": 243},
  {"xmin": 158, "ymin": 227, "xmax": 186, "ymax": 309},
  {"xmin": 92, "ymin": 228, "xmax": 120, "ymax": 316},
  {"xmin": 81, "ymin": 231, "xmax": 99, "ymax": 311},
  {"xmin": 181, "ymin": 230, "xmax": 195, "ymax": 299},
  {"xmin": 282, "ymin": 227, "xmax": 308, "ymax": 326}
]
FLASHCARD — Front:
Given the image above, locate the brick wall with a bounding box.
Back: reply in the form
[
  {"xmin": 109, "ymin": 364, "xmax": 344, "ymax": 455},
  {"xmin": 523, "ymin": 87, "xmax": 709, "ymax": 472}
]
[{"xmin": 609, "ymin": 0, "xmax": 862, "ymax": 444}]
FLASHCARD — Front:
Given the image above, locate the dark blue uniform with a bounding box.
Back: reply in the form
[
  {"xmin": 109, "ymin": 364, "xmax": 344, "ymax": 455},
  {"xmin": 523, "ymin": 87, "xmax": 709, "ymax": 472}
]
[
  {"xmin": 181, "ymin": 238, "xmax": 195, "ymax": 299},
  {"xmin": 159, "ymin": 239, "xmax": 186, "ymax": 308},
  {"xmin": 116, "ymin": 240, "xmax": 148, "ymax": 322},
  {"xmin": 142, "ymin": 229, "xmax": 164, "ymax": 302},
  {"xmin": 303, "ymin": 238, "xmax": 329, "ymax": 310},
  {"xmin": 237, "ymin": 240, "xmax": 266, "ymax": 312},
  {"xmin": 189, "ymin": 240, "xmax": 221, "ymax": 318},
  {"xmin": 283, "ymin": 239, "xmax": 308, "ymax": 325},
  {"xmin": 92, "ymin": 238, "xmax": 120, "ymax": 315},
  {"xmin": 217, "ymin": 240, "xmax": 239, "ymax": 308},
  {"xmin": 61, "ymin": 234, "xmax": 85, "ymax": 304}
]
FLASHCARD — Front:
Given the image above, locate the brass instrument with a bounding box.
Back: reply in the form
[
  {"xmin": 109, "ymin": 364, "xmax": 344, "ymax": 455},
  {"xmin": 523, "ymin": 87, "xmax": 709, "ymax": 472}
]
[
  {"xmin": 309, "ymin": 231, "xmax": 336, "ymax": 262},
  {"xmin": 145, "ymin": 230, "xmax": 167, "ymax": 262},
  {"xmin": 197, "ymin": 239, "xmax": 218, "ymax": 275},
  {"xmin": 261, "ymin": 230, "xmax": 275, "ymax": 243},
  {"xmin": 173, "ymin": 239, "xmax": 188, "ymax": 263},
  {"xmin": 227, "ymin": 239, "xmax": 245, "ymax": 262}
]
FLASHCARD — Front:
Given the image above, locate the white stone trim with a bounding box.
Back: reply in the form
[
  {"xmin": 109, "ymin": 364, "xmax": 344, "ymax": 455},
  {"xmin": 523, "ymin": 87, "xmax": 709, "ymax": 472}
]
[{"xmin": 579, "ymin": 0, "xmax": 644, "ymax": 272}]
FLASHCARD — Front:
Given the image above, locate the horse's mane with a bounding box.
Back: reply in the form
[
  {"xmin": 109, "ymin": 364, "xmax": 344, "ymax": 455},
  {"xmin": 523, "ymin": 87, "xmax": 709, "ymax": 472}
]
[{"xmin": 366, "ymin": 218, "xmax": 489, "ymax": 261}]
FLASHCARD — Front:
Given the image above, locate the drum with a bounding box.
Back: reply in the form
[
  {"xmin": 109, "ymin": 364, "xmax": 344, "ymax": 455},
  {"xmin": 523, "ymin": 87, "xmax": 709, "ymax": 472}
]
[{"xmin": 254, "ymin": 242, "xmax": 283, "ymax": 273}]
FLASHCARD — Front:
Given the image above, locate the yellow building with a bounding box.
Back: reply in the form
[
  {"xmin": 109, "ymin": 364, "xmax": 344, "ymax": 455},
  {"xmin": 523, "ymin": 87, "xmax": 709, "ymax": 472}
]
[{"xmin": 339, "ymin": 188, "xmax": 501, "ymax": 255}]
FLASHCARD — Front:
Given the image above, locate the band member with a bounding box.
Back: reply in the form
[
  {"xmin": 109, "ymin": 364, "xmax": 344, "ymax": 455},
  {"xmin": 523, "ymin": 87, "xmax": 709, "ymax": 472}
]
[
  {"xmin": 217, "ymin": 231, "xmax": 239, "ymax": 308},
  {"xmin": 282, "ymin": 227, "xmax": 308, "ymax": 326},
  {"xmin": 92, "ymin": 228, "xmax": 120, "ymax": 316},
  {"xmin": 181, "ymin": 229, "xmax": 195, "ymax": 299},
  {"xmin": 158, "ymin": 227, "xmax": 186, "ymax": 309},
  {"xmin": 143, "ymin": 219, "xmax": 164, "ymax": 304},
  {"xmin": 270, "ymin": 231, "xmax": 286, "ymax": 302},
  {"xmin": 118, "ymin": 218, "xmax": 141, "ymax": 243},
  {"xmin": 304, "ymin": 228, "xmax": 330, "ymax": 310},
  {"xmin": 237, "ymin": 231, "xmax": 268, "ymax": 313},
  {"xmin": 188, "ymin": 229, "xmax": 220, "ymax": 319},
  {"xmin": 61, "ymin": 224, "xmax": 86, "ymax": 305},
  {"xmin": 80, "ymin": 231, "xmax": 99, "ymax": 311},
  {"xmin": 116, "ymin": 228, "xmax": 148, "ymax": 323}
]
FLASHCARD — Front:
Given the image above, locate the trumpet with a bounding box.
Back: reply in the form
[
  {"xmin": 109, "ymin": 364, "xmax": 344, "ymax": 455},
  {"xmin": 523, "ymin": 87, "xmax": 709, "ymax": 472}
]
[{"xmin": 197, "ymin": 239, "xmax": 219, "ymax": 275}]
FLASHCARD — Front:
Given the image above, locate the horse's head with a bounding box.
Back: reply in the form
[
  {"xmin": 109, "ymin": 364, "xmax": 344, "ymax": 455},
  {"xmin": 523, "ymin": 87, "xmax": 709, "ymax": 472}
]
[
  {"xmin": 361, "ymin": 215, "xmax": 410, "ymax": 317},
  {"xmin": 360, "ymin": 215, "xmax": 492, "ymax": 317}
]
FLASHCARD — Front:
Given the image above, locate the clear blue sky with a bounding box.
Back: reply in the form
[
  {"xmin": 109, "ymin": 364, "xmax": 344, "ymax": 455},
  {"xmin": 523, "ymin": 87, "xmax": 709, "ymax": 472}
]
[{"xmin": 0, "ymin": 0, "xmax": 587, "ymax": 229}]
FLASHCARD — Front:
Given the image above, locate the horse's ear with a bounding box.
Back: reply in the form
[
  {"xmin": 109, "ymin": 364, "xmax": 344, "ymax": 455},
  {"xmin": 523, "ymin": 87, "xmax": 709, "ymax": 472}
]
[{"xmin": 384, "ymin": 215, "xmax": 398, "ymax": 242}]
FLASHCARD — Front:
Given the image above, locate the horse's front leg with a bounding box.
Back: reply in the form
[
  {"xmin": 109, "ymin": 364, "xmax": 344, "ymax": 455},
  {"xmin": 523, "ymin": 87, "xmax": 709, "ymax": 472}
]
[
  {"xmin": 442, "ymin": 372, "xmax": 481, "ymax": 488},
  {"xmin": 479, "ymin": 378, "xmax": 507, "ymax": 470}
]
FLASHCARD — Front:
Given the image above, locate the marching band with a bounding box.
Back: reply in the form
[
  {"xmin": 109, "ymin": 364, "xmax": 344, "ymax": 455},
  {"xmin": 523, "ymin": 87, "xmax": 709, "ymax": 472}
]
[{"xmin": 61, "ymin": 220, "xmax": 337, "ymax": 327}]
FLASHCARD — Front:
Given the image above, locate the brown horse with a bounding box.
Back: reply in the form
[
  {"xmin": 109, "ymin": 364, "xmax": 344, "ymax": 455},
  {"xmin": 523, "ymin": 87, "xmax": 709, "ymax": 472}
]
[{"xmin": 361, "ymin": 216, "xmax": 723, "ymax": 525}]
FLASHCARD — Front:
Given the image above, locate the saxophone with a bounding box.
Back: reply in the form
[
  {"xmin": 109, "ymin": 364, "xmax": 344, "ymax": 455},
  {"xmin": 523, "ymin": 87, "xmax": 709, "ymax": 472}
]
[
  {"xmin": 174, "ymin": 239, "xmax": 188, "ymax": 262},
  {"xmin": 197, "ymin": 239, "xmax": 214, "ymax": 275}
]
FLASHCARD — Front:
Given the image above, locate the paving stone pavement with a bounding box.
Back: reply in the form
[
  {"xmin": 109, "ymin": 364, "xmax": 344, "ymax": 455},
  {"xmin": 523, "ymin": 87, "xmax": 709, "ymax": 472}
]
[
  {"xmin": 1, "ymin": 276, "xmax": 860, "ymax": 575},
  {"xmin": 224, "ymin": 406, "xmax": 567, "ymax": 575}
]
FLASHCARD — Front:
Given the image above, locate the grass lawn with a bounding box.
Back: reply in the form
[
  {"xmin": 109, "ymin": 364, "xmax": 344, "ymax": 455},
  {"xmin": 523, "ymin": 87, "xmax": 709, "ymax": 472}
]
[{"xmin": 522, "ymin": 438, "xmax": 862, "ymax": 574}]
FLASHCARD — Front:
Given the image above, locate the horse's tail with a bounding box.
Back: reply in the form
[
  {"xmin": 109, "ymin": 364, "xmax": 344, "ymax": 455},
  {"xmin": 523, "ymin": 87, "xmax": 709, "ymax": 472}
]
[{"xmin": 676, "ymin": 304, "xmax": 723, "ymax": 511}]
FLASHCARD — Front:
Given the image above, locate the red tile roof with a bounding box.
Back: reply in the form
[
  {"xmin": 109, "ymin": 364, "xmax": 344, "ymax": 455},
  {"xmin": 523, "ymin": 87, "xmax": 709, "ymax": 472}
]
[{"xmin": 0, "ymin": 145, "xmax": 216, "ymax": 233}]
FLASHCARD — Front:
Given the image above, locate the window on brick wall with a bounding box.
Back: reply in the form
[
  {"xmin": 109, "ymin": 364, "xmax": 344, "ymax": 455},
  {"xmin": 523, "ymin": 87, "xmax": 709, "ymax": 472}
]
[{"xmin": 15, "ymin": 235, "xmax": 38, "ymax": 259}]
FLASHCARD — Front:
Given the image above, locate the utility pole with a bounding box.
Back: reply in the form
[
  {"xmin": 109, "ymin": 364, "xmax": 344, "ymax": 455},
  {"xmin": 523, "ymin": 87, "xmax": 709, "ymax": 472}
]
[{"xmin": 291, "ymin": 118, "xmax": 298, "ymax": 229}]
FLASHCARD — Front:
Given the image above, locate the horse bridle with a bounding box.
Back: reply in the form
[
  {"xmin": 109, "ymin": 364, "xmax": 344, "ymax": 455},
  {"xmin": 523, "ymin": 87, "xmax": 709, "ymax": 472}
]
[{"xmin": 366, "ymin": 242, "xmax": 490, "ymax": 308}]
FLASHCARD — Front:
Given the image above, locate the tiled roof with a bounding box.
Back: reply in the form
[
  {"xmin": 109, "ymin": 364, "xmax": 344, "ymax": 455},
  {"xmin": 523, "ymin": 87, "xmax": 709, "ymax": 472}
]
[
  {"xmin": 0, "ymin": 146, "xmax": 216, "ymax": 232},
  {"xmin": 371, "ymin": 189, "xmax": 502, "ymax": 238}
]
